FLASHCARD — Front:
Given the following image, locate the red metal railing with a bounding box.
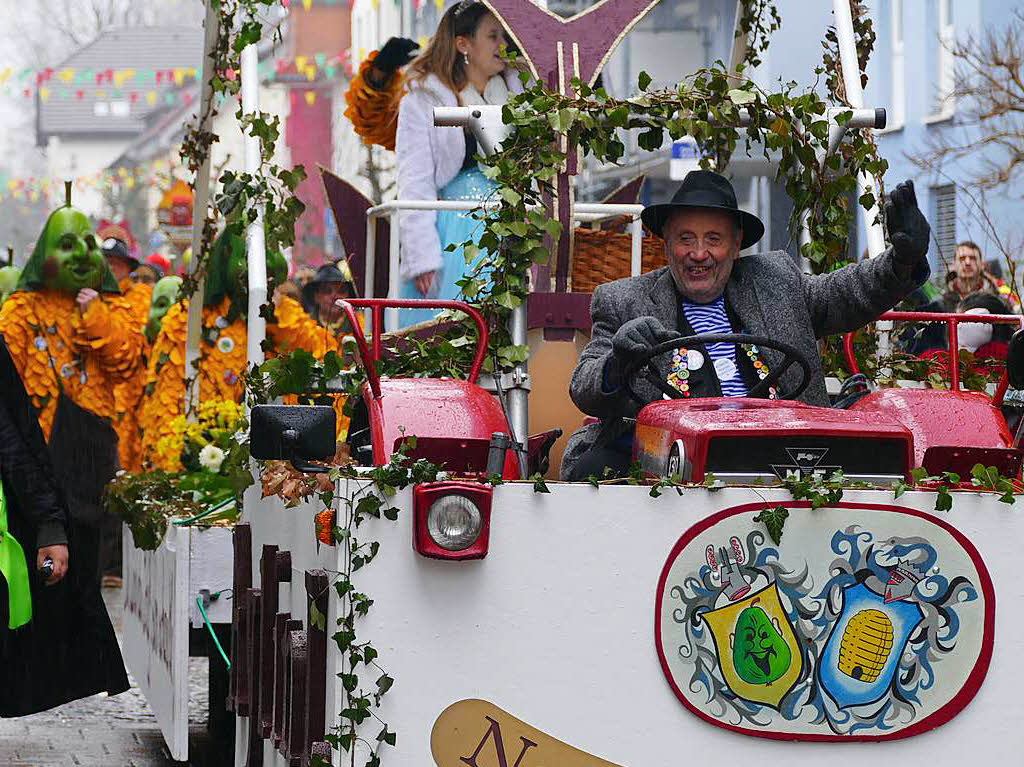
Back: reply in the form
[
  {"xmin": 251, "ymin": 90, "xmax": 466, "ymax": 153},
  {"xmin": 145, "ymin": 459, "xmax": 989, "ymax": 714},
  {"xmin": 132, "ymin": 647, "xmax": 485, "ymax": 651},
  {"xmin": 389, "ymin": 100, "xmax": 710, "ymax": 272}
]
[
  {"xmin": 336, "ymin": 299, "xmax": 490, "ymax": 399},
  {"xmin": 844, "ymin": 310, "xmax": 1024, "ymax": 398}
]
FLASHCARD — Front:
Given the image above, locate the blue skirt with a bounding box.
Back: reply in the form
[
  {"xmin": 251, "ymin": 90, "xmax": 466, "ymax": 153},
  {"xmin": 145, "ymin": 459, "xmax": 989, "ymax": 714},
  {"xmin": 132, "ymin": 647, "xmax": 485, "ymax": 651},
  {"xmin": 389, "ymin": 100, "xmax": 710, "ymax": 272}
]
[{"xmin": 396, "ymin": 167, "xmax": 497, "ymax": 328}]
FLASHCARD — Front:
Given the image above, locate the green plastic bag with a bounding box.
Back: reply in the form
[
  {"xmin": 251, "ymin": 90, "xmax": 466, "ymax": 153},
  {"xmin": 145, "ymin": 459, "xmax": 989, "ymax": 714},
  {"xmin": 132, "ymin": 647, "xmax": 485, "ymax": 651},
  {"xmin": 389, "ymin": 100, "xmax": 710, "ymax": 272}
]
[{"xmin": 0, "ymin": 480, "xmax": 32, "ymax": 629}]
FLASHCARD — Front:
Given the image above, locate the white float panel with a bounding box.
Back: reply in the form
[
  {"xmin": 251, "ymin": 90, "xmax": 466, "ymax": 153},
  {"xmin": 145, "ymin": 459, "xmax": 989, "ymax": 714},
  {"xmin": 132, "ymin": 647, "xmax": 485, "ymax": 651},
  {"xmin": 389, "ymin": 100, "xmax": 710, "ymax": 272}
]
[
  {"xmin": 123, "ymin": 523, "xmax": 191, "ymax": 761},
  {"xmin": 123, "ymin": 523, "xmax": 234, "ymax": 761},
  {"xmin": 337, "ymin": 484, "xmax": 1021, "ymax": 766}
]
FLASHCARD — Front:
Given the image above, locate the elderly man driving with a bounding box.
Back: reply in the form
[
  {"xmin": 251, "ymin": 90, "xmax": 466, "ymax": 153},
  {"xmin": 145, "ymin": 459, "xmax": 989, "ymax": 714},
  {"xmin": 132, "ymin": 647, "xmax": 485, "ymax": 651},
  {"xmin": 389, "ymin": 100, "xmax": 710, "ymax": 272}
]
[{"xmin": 560, "ymin": 170, "xmax": 930, "ymax": 481}]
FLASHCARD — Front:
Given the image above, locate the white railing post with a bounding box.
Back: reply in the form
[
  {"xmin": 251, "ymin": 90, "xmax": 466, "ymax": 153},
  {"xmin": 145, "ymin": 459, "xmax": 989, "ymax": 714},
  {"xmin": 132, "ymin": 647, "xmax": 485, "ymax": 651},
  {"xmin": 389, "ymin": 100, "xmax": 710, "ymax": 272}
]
[
  {"xmin": 242, "ymin": 42, "xmax": 267, "ymax": 369},
  {"xmin": 184, "ymin": 0, "xmax": 219, "ymax": 419},
  {"xmin": 833, "ymin": 0, "xmax": 887, "ymax": 259}
]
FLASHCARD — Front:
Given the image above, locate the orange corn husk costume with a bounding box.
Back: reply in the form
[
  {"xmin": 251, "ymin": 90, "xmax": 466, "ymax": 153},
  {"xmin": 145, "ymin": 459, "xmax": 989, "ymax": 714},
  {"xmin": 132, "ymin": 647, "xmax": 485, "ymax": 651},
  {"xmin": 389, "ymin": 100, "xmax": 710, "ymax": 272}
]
[
  {"xmin": 0, "ymin": 290, "xmax": 144, "ymax": 441},
  {"xmin": 343, "ymin": 50, "xmax": 403, "ymax": 151},
  {"xmin": 112, "ymin": 278, "xmax": 152, "ymax": 472},
  {"xmin": 139, "ymin": 295, "xmax": 340, "ymax": 472}
]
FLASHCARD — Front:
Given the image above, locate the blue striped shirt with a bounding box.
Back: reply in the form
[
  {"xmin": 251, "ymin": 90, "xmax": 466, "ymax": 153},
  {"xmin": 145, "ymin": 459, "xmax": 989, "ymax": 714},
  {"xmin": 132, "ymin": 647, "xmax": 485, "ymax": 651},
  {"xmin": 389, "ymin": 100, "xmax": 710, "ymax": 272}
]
[{"xmin": 680, "ymin": 295, "xmax": 748, "ymax": 397}]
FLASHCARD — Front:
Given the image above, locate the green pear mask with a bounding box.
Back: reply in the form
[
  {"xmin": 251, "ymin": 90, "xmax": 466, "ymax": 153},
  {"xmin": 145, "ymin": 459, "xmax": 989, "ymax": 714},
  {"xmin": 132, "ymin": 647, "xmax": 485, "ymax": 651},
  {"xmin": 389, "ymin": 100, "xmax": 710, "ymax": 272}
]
[
  {"xmin": 17, "ymin": 205, "xmax": 119, "ymax": 295},
  {"xmin": 145, "ymin": 275, "xmax": 183, "ymax": 343},
  {"xmin": 0, "ymin": 266, "xmax": 20, "ymax": 304}
]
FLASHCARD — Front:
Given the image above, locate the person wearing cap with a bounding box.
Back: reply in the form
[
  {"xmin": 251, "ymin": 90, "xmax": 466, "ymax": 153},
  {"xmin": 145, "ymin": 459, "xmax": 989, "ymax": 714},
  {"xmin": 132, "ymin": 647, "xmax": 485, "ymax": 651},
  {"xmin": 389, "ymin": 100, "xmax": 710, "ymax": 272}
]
[
  {"xmin": 98, "ymin": 225, "xmax": 152, "ymax": 479},
  {"xmin": 560, "ymin": 170, "xmax": 932, "ymax": 481},
  {"xmin": 302, "ymin": 261, "xmax": 358, "ymax": 328}
]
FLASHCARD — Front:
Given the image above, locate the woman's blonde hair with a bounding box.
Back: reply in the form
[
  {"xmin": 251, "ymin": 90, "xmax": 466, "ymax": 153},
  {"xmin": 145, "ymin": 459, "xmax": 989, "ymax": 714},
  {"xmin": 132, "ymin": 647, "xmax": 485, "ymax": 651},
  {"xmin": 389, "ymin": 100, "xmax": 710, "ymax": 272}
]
[{"xmin": 403, "ymin": 2, "xmax": 502, "ymax": 104}]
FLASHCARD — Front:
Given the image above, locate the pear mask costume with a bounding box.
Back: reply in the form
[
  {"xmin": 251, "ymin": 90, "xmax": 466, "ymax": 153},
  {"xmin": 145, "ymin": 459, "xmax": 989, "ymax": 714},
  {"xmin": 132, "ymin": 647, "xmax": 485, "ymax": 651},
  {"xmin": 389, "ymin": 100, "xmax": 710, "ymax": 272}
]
[
  {"xmin": 205, "ymin": 217, "xmax": 288, "ymax": 321},
  {"xmin": 145, "ymin": 275, "xmax": 182, "ymax": 343},
  {"xmin": 16, "ymin": 202, "xmax": 120, "ymax": 297}
]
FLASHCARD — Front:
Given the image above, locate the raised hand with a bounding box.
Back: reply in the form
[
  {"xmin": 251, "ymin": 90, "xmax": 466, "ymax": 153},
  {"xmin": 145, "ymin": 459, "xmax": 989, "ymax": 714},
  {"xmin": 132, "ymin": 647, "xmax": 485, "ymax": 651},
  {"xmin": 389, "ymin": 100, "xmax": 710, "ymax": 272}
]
[
  {"xmin": 372, "ymin": 37, "xmax": 420, "ymax": 82},
  {"xmin": 885, "ymin": 180, "xmax": 930, "ymax": 270}
]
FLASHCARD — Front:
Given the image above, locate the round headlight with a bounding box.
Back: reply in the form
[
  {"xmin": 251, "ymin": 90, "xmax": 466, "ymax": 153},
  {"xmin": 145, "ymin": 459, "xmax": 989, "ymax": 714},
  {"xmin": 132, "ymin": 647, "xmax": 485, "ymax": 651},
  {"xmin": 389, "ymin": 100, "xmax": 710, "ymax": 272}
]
[{"xmin": 426, "ymin": 494, "xmax": 482, "ymax": 551}]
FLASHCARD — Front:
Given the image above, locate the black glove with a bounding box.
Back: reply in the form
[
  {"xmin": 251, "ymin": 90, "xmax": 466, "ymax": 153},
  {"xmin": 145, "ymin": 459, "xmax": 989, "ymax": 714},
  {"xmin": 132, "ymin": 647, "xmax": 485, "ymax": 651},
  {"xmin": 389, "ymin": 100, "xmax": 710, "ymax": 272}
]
[
  {"xmin": 605, "ymin": 316, "xmax": 677, "ymax": 389},
  {"xmin": 885, "ymin": 180, "xmax": 930, "ymax": 272},
  {"xmin": 373, "ymin": 37, "xmax": 419, "ymax": 79}
]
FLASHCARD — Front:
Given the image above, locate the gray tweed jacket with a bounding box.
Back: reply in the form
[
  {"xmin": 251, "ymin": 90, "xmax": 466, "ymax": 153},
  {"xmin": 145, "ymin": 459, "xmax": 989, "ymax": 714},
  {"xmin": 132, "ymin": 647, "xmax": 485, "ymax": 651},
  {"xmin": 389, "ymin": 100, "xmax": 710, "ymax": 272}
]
[{"xmin": 560, "ymin": 248, "xmax": 921, "ymax": 480}]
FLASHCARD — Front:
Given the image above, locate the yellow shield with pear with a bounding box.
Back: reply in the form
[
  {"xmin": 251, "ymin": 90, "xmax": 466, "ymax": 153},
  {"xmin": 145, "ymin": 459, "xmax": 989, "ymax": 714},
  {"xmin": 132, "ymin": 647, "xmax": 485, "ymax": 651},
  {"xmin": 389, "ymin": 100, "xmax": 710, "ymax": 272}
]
[{"xmin": 701, "ymin": 581, "xmax": 803, "ymax": 709}]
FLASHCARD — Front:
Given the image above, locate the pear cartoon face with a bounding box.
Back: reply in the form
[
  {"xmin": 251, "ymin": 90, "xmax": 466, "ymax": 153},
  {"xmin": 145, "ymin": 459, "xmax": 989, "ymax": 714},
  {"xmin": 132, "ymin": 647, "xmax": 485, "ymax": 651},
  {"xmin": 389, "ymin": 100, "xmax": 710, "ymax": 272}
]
[{"xmin": 731, "ymin": 603, "xmax": 792, "ymax": 685}]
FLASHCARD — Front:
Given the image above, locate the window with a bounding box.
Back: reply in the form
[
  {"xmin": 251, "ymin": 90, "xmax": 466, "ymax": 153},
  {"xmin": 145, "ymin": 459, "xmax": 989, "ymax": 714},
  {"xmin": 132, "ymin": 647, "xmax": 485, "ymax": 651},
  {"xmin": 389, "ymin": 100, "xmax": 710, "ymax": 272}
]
[
  {"xmin": 891, "ymin": 0, "xmax": 904, "ymax": 128},
  {"xmin": 931, "ymin": 184, "xmax": 956, "ymax": 264},
  {"xmin": 93, "ymin": 102, "xmax": 109, "ymax": 117},
  {"xmin": 932, "ymin": 0, "xmax": 955, "ymax": 117}
]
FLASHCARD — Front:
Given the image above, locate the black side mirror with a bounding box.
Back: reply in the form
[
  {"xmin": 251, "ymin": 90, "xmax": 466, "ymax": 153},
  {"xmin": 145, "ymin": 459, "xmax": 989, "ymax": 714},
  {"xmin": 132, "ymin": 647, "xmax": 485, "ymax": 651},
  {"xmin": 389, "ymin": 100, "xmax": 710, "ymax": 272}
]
[
  {"xmin": 1008, "ymin": 329, "xmax": 1024, "ymax": 390},
  {"xmin": 250, "ymin": 405, "xmax": 336, "ymax": 474}
]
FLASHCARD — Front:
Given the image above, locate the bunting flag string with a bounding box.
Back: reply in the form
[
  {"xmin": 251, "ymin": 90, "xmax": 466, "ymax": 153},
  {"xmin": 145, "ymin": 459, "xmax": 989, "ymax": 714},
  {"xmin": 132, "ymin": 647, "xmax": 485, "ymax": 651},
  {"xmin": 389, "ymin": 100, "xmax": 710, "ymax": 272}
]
[
  {"xmin": 0, "ymin": 160, "xmax": 182, "ymax": 207},
  {"xmin": 2, "ymin": 48, "xmax": 356, "ymax": 102}
]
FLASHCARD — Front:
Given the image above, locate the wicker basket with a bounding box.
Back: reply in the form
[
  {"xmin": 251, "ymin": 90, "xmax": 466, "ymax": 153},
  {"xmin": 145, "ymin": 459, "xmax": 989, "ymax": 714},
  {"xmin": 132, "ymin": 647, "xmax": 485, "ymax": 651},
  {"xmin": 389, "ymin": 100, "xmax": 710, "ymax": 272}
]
[{"xmin": 570, "ymin": 224, "xmax": 665, "ymax": 293}]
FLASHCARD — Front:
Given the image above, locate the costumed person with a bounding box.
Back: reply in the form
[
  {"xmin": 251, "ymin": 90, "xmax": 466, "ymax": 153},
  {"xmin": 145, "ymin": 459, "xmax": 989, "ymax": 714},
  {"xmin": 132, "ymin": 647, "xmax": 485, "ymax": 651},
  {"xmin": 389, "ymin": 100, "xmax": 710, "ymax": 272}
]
[
  {"xmin": 133, "ymin": 262, "xmax": 161, "ymax": 286},
  {"xmin": 145, "ymin": 275, "xmax": 183, "ymax": 344},
  {"xmin": 0, "ymin": 193, "xmax": 135, "ymax": 711},
  {"xmin": 560, "ymin": 172, "xmax": 932, "ymax": 481},
  {"xmin": 393, "ymin": 0, "xmax": 523, "ymax": 327},
  {"xmin": 301, "ymin": 261, "xmax": 358, "ymax": 328},
  {"xmin": 139, "ymin": 220, "xmax": 338, "ymax": 471},
  {"xmin": 300, "ymin": 261, "xmax": 365, "ymax": 439},
  {"xmin": 99, "ymin": 223, "xmax": 153, "ymax": 474},
  {"xmin": 0, "ymin": 265, "xmax": 20, "ymax": 306},
  {"xmin": 344, "ymin": 36, "xmax": 421, "ymax": 151}
]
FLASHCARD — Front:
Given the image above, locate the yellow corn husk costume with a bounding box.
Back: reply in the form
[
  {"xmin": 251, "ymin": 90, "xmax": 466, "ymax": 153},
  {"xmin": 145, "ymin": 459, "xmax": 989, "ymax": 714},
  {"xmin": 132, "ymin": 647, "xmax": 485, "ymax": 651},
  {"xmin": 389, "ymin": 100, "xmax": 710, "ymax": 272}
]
[
  {"xmin": 112, "ymin": 278, "xmax": 152, "ymax": 472},
  {"xmin": 343, "ymin": 50, "xmax": 403, "ymax": 151},
  {"xmin": 140, "ymin": 295, "xmax": 341, "ymax": 471},
  {"xmin": 0, "ymin": 290, "xmax": 144, "ymax": 440}
]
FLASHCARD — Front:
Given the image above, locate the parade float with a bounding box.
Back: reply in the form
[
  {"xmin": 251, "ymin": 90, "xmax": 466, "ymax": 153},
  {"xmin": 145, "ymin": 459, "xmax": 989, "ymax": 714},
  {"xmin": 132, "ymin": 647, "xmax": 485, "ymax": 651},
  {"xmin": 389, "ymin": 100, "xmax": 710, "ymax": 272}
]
[{"xmin": 116, "ymin": 1, "xmax": 1024, "ymax": 766}]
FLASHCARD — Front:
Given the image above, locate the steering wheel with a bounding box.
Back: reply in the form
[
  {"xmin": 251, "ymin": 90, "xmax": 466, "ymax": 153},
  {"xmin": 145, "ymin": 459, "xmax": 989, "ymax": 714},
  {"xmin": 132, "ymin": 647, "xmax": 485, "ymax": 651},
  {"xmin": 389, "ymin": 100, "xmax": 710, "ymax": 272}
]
[{"xmin": 620, "ymin": 333, "xmax": 814, "ymax": 404}]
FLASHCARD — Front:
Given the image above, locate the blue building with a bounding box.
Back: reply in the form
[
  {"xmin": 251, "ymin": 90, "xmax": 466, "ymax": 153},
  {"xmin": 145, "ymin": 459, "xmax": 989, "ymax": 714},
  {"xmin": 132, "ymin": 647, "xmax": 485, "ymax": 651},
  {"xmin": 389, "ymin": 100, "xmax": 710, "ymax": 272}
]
[{"xmin": 757, "ymin": 0, "xmax": 1024, "ymax": 277}]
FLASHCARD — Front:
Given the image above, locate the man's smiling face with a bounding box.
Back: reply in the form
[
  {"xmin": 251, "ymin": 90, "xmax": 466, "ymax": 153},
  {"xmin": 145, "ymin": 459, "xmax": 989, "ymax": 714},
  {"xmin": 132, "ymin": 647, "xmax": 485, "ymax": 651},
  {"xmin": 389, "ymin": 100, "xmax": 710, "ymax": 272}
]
[{"xmin": 663, "ymin": 208, "xmax": 742, "ymax": 304}]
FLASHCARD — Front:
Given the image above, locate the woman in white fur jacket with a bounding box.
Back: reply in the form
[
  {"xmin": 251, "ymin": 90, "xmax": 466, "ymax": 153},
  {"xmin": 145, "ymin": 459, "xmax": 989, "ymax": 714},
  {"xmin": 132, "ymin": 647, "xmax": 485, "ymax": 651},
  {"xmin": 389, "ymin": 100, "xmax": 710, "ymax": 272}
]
[{"xmin": 394, "ymin": 0, "xmax": 523, "ymax": 327}]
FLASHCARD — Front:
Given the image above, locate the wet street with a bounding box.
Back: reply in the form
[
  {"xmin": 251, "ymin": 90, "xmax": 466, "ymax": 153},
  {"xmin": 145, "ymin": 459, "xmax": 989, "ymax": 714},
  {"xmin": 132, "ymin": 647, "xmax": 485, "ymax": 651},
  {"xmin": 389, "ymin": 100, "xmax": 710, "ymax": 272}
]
[{"xmin": 0, "ymin": 586, "xmax": 224, "ymax": 766}]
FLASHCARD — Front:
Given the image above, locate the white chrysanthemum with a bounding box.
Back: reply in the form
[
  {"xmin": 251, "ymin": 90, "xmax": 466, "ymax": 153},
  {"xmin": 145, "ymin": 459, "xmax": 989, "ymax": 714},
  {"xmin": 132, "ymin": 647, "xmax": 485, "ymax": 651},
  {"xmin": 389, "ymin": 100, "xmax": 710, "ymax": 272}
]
[{"xmin": 198, "ymin": 444, "xmax": 226, "ymax": 473}]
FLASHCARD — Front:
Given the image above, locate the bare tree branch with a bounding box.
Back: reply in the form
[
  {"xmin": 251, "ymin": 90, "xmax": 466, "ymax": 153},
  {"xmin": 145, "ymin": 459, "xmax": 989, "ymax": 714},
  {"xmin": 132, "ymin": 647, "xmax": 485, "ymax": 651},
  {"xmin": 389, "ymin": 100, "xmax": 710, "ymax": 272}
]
[{"xmin": 908, "ymin": 9, "xmax": 1024, "ymax": 193}]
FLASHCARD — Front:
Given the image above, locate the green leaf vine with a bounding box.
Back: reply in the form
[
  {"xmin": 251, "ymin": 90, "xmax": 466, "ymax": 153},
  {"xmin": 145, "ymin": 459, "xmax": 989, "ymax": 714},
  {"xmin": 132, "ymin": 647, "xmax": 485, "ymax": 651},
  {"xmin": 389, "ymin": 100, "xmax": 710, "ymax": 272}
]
[
  {"xmin": 177, "ymin": 0, "xmax": 305, "ymax": 302},
  {"xmin": 316, "ymin": 441, "xmax": 442, "ymax": 767}
]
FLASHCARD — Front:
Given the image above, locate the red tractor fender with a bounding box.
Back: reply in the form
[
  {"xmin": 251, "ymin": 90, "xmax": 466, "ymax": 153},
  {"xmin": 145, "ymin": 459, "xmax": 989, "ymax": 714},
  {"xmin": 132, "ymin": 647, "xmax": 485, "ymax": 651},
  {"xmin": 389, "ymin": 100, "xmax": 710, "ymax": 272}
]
[{"xmin": 339, "ymin": 299, "xmax": 522, "ymax": 479}]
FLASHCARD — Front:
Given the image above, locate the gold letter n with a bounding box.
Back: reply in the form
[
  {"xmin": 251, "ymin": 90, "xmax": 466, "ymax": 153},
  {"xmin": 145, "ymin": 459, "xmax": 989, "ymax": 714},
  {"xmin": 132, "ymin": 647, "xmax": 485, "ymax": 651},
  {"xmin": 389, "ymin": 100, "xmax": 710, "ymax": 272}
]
[{"xmin": 460, "ymin": 715, "xmax": 538, "ymax": 767}]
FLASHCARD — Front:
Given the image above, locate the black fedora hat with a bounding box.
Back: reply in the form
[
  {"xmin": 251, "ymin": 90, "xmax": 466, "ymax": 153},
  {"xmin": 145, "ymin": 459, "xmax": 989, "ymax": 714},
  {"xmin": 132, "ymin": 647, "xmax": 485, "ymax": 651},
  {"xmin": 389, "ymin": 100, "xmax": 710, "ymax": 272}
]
[
  {"xmin": 301, "ymin": 261, "xmax": 356, "ymax": 306},
  {"xmin": 641, "ymin": 170, "xmax": 765, "ymax": 250}
]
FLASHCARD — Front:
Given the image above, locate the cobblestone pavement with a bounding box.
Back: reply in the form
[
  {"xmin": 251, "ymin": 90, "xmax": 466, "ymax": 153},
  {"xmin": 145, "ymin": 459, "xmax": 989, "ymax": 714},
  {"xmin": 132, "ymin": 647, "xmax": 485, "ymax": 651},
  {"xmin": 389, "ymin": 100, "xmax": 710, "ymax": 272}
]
[{"xmin": 0, "ymin": 586, "xmax": 227, "ymax": 766}]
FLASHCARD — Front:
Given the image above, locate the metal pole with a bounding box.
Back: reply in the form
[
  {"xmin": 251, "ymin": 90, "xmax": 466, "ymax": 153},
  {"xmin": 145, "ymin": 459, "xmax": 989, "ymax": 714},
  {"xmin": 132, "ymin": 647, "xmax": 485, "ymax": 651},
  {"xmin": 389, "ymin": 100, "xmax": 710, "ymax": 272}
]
[
  {"xmin": 184, "ymin": 0, "xmax": 219, "ymax": 420},
  {"xmin": 364, "ymin": 213, "xmax": 376, "ymax": 328},
  {"xmin": 833, "ymin": 0, "xmax": 887, "ymax": 259},
  {"xmin": 508, "ymin": 302, "xmax": 529, "ymax": 478},
  {"xmin": 629, "ymin": 214, "xmax": 643, "ymax": 277},
  {"xmin": 241, "ymin": 42, "xmax": 267, "ymax": 368},
  {"xmin": 386, "ymin": 211, "xmax": 400, "ymax": 330}
]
